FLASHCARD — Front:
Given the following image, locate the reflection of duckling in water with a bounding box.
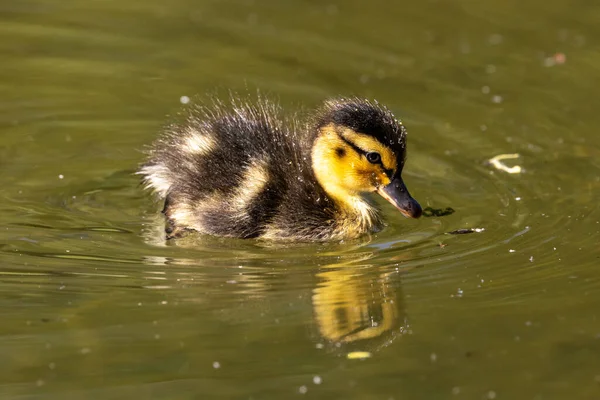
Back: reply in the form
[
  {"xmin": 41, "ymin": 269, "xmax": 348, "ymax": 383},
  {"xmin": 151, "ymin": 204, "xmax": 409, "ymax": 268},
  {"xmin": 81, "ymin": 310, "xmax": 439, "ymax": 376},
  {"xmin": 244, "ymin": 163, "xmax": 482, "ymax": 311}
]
[
  {"xmin": 313, "ymin": 266, "xmax": 405, "ymax": 344},
  {"xmin": 138, "ymin": 96, "xmax": 422, "ymax": 241}
]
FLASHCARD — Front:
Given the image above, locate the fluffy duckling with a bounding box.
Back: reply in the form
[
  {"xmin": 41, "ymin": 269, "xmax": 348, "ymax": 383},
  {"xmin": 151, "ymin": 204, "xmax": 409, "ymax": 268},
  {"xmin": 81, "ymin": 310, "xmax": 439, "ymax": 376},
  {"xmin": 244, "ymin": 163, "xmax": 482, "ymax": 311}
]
[{"xmin": 138, "ymin": 96, "xmax": 422, "ymax": 241}]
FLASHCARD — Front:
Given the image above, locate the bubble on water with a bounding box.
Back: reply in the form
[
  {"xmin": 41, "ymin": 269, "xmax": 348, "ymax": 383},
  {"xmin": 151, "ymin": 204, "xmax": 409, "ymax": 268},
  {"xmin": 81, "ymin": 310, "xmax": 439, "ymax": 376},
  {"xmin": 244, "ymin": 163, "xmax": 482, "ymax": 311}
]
[
  {"xmin": 180, "ymin": 96, "xmax": 190, "ymax": 104},
  {"xmin": 488, "ymin": 34, "xmax": 503, "ymax": 45},
  {"xmin": 213, "ymin": 361, "xmax": 221, "ymax": 369},
  {"xmin": 80, "ymin": 348, "xmax": 91, "ymax": 355},
  {"xmin": 486, "ymin": 64, "xmax": 497, "ymax": 74},
  {"xmin": 298, "ymin": 385, "xmax": 308, "ymax": 394},
  {"xmin": 487, "ymin": 390, "xmax": 497, "ymax": 399},
  {"xmin": 491, "ymin": 95, "xmax": 503, "ymax": 104},
  {"xmin": 452, "ymin": 387, "xmax": 461, "ymax": 395},
  {"xmin": 481, "ymin": 86, "xmax": 490, "ymax": 94},
  {"xmin": 430, "ymin": 353, "xmax": 438, "ymax": 362},
  {"xmin": 543, "ymin": 57, "xmax": 556, "ymax": 67},
  {"xmin": 58, "ymin": 174, "xmax": 64, "ymax": 179},
  {"xmin": 509, "ymin": 249, "xmax": 516, "ymax": 253},
  {"xmin": 313, "ymin": 375, "xmax": 322, "ymax": 384}
]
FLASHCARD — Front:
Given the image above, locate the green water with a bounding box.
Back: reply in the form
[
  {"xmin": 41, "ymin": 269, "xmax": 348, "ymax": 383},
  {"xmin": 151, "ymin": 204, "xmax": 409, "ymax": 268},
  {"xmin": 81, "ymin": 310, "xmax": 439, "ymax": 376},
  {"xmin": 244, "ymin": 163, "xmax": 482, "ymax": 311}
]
[{"xmin": 2, "ymin": 0, "xmax": 600, "ymax": 399}]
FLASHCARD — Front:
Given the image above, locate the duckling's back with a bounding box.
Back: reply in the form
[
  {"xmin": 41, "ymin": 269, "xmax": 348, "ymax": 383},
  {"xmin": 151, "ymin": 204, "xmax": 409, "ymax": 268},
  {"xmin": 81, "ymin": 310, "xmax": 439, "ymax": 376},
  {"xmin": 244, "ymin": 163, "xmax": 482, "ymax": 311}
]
[{"xmin": 139, "ymin": 97, "xmax": 333, "ymax": 239}]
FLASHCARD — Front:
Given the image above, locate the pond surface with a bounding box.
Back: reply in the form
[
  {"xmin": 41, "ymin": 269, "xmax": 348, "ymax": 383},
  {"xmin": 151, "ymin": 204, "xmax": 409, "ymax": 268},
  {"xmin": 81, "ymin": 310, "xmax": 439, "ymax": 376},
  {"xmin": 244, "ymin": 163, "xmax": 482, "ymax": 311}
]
[{"xmin": 1, "ymin": 0, "xmax": 600, "ymax": 399}]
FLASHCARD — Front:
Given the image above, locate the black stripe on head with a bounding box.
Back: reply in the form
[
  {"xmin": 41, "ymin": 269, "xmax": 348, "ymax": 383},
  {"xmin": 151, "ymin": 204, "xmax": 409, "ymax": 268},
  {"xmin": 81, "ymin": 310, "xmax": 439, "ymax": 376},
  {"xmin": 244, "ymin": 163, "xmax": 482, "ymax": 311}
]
[
  {"xmin": 382, "ymin": 167, "xmax": 394, "ymax": 179},
  {"xmin": 316, "ymin": 98, "xmax": 407, "ymax": 156},
  {"xmin": 336, "ymin": 132, "xmax": 368, "ymax": 158},
  {"xmin": 336, "ymin": 132, "xmax": 394, "ymax": 179}
]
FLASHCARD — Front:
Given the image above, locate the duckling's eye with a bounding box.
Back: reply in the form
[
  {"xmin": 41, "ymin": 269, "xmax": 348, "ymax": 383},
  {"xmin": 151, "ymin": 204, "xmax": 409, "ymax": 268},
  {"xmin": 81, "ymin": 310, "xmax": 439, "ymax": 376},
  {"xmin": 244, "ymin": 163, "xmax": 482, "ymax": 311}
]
[{"xmin": 366, "ymin": 152, "xmax": 381, "ymax": 164}]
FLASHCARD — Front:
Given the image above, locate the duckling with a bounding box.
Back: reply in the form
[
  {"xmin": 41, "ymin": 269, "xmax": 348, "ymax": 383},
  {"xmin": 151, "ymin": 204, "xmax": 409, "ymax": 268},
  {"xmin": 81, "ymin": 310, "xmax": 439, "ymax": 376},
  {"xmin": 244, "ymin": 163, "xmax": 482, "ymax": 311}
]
[{"xmin": 138, "ymin": 96, "xmax": 422, "ymax": 241}]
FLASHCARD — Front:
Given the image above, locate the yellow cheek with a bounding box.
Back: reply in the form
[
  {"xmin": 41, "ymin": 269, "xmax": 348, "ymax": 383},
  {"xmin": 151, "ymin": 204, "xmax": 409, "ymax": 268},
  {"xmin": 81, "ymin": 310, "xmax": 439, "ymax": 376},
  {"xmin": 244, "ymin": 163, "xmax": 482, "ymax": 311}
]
[
  {"xmin": 378, "ymin": 172, "xmax": 391, "ymax": 186},
  {"xmin": 366, "ymin": 171, "xmax": 390, "ymax": 189},
  {"xmin": 347, "ymin": 163, "xmax": 387, "ymax": 191},
  {"xmin": 351, "ymin": 172, "xmax": 374, "ymax": 190}
]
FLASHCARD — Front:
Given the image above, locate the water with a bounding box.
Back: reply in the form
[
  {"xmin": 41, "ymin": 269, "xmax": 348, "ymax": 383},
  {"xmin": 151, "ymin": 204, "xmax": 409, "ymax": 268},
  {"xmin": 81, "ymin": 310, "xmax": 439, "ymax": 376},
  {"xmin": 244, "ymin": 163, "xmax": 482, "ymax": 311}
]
[{"xmin": 1, "ymin": 0, "xmax": 600, "ymax": 399}]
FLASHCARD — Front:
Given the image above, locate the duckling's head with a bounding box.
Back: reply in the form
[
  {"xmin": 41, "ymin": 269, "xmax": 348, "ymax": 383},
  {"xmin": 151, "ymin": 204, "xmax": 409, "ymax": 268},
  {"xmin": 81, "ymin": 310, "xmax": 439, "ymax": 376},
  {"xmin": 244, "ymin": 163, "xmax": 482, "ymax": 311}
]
[{"xmin": 311, "ymin": 99, "xmax": 422, "ymax": 219}]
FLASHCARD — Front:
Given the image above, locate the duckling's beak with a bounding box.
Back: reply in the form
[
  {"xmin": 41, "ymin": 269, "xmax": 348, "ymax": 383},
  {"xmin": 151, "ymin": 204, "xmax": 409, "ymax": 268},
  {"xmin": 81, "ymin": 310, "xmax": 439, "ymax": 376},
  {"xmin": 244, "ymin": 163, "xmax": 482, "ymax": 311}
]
[{"xmin": 377, "ymin": 177, "xmax": 422, "ymax": 218}]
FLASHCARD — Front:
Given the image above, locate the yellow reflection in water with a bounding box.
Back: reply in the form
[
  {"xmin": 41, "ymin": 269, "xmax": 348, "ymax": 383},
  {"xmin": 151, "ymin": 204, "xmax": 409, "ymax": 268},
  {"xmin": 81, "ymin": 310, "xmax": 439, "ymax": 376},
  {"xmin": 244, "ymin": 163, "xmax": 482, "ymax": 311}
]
[{"xmin": 313, "ymin": 264, "xmax": 405, "ymax": 345}]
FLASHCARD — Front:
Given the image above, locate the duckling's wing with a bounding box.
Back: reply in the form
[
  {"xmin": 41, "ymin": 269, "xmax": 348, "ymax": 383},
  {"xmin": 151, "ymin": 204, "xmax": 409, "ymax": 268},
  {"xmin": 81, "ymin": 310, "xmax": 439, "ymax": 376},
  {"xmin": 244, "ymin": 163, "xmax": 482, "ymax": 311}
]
[{"xmin": 139, "ymin": 98, "xmax": 311, "ymax": 238}]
